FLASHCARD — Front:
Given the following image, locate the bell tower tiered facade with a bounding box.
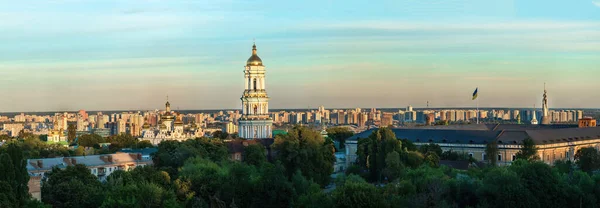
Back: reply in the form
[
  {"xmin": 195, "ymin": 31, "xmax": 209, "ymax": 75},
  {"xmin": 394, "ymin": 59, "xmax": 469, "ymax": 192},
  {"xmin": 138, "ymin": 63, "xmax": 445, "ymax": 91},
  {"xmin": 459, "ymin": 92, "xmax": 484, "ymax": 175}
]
[{"xmin": 238, "ymin": 43, "xmax": 273, "ymax": 139}]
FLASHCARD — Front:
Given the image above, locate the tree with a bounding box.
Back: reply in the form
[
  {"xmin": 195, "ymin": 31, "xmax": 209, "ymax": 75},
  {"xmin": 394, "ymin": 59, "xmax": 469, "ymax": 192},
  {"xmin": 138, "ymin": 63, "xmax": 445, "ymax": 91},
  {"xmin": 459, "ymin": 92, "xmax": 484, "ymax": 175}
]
[
  {"xmin": 243, "ymin": 144, "xmax": 267, "ymax": 166},
  {"xmin": 440, "ymin": 150, "xmax": 470, "ymax": 161},
  {"xmin": 554, "ymin": 160, "xmax": 574, "ymax": 174},
  {"xmin": 0, "ymin": 144, "xmax": 30, "ymax": 207},
  {"xmin": 332, "ymin": 177, "xmax": 385, "ymax": 208},
  {"xmin": 136, "ymin": 140, "xmax": 154, "ymax": 149},
  {"xmin": 272, "ymin": 126, "xmax": 335, "ymax": 186},
  {"xmin": 382, "ymin": 151, "xmax": 404, "ymax": 182},
  {"xmin": 327, "ymin": 127, "xmax": 354, "ymax": 150},
  {"xmin": 575, "ymin": 147, "xmax": 600, "ymax": 173},
  {"xmin": 356, "ymin": 127, "xmax": 402, "ymax": 182},
  {"xmin": 74, "ymin": 146, "xmax": 85, "ymax": 156},
  {"xmin": 153, "ymin": 137, "xmax": 228, "ymax": 176},
  {"xmin": 515, "ymin": 138, "xmax": 539, "ymax": 161},
  {"xmin": 67, "ymin": 124, "xmax": 77, "ymax": 143},
  {"xmin": 42, "ymin": 164, "xmax": 105, "ymax": 208},
  {"xmin": 477, "ymin": 168, "xmax": 538, "ymax": 208},
  {"xmin": 400, "ymin": 139, "xmax": 417, "ymax": 151},
  {"xmin": 418, "ymin": 143, "xmax": 442, "ymax": 156},
  {"xmin": 108, "ymin": 133, "xmax": 137, "ymax": 149},
  {"xmin": 424, "ymin": 152, "xmax": 440, "ymax": 167},
  {"xmin": 5, "ymin": 135, "xmax": 70, "ymax": 159},
  {"xmin": 251, "ymin": 162, "xmax": 296, "ymax": 208},
  {"xmin": 101, "ymin": 181, "xmax": 178, "ymax": 208},
  {"xmin": 78, "ymin": 134, "xmax": 105, "ymax": 148},
  {"xmin": 212, "ymin": 131, "xmax": 226, "ymax": 140},
  {"xmin": 400, "ymin": 151, "xmax": 424, "ymax": 169},
  {"xmin": 485, "ymin": 140, "xmax": 498, "ymax": 166},
  {"xmin": 0, "ymin": 135, "xmax": 13, "ymax": 141},
  {"xmin": 509, "ymin": 160, "xmax": 570, "ymax": 208},
  {"xmin": 291, "ymin": 170, "xmax": 332, "ymax": 208}
]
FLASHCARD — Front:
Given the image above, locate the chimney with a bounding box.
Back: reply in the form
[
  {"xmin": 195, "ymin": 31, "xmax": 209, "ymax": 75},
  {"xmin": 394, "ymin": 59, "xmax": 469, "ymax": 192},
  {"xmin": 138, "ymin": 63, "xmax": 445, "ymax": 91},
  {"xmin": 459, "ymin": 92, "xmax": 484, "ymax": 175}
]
[
  {"xmin": 108, "ymin": 155, "xmax": 113, "ymax": 163},
  {"xmin": 137, "ymin": 153, "xmax": 142, "ymax": 160},
  {"xmin": 71, "ymin": 158, "xmax": 77, "ymax": 165},
  {"xmin": 37, "ymin": 160, "xmax": 43, "ymax": 168}
]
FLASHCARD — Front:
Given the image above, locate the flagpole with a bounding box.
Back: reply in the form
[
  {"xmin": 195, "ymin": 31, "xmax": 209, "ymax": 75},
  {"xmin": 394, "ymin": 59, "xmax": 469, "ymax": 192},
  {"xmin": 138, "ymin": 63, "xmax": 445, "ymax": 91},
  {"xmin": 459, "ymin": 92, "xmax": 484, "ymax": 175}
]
[
  {"xmin": 476, "ymin": 87, "xmax": 479, "ymax": 124},
  {"xmin": 477, "ymin": 95, "xmax": 479, "ymax": 124}
]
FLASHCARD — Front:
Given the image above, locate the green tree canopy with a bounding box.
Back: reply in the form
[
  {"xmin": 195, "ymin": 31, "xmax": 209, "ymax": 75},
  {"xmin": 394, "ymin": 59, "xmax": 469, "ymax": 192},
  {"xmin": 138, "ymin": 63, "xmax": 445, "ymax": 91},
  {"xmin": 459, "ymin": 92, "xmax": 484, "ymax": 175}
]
[
  {"xmin": 78, "ymin": 133, "xmax": 105, "ymax": 148},
  {"xmin": 107, "ymin": 133, "xmax": 138, "ymax": 149},
  {"xmin": 356, "ymin": 127, "xmax": 402, "ymax": 182},
  {"xmin": 41, "ymin": 164, "xmax": 105, "ymax": 208},
  {"xmin": 418, "ymin": 143, "xmax": 442, "ymax": 156},
  {"xmin": 67, "ymin": 124, "xmax": 77, "ymax": 144},
  {"xmin": 382, "ymin": 151, "xmax": 404, "ymax": 182},
  {"xmin": 243, "ymin": 144, "xmax": 267, "ymax": 166},
  {"xmin": 327, "ymin": 127, "xmax": 354, "ymax": 149},
  {"xmin": 485, "ymin": 140, "xmax": 499, "ymax": 166},
  {"xmin": 153, "ymin": 137, "xmax": 228, "ymax": 177},
  {"xmin": 332, "ymin": 175, "xmax": 385, "ymax": 208},
  {"xmin": 515, "ymin": 138, "xmax": 539, "ymax": 161},
  {"xmin": 575, "ymin": 147, "xmax": 600, "ymax": 173},
  {"xmin": 272, "ymin": 126, "xmax": 335, "ymax": 186},
  {"xmin": 509, "ymin": 160, "xmax": 571, "ymax": 208},
  {"xmin": 477, "ymin": 168, "xmax": 538, "ymax": 208},
  {"xmin": 0, "ymin": 144, "xmax": 30, "ymax": 207}
]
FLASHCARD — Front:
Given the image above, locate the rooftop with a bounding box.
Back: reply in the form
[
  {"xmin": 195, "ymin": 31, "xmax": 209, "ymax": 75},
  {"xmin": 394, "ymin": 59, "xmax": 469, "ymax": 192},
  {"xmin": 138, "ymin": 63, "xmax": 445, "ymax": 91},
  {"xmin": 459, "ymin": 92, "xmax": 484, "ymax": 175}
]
[
  {"xmin": 348, "ymin": 124, "xmax": 600, "ymax": 145},
  {"xmin": 27, "ymin": 152, "xmax": 152, "ymax": 172}
]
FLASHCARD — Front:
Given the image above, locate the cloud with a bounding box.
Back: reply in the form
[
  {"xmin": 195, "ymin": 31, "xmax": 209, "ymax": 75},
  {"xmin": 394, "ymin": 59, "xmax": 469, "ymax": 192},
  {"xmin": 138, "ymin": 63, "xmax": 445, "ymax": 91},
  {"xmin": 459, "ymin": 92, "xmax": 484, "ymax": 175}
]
[
  {"xmin": 301, "ymin": 20, "xmax": 600, "ymax": 32},
  {"xmin": 594, "ymin": 1, "xmax": 600, "ymax": 7},
  {"xmin": 0, "ymin": 56, "xmax": 210, "ymax": 72}
]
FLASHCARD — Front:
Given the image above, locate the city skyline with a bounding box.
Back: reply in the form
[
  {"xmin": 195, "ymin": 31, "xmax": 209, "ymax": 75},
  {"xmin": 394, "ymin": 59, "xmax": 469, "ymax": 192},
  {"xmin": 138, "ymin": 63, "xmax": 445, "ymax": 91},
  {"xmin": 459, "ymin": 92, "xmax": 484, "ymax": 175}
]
[{"xmin": 2, "ymin": 0, "xmax": 600, "ymax": 112}]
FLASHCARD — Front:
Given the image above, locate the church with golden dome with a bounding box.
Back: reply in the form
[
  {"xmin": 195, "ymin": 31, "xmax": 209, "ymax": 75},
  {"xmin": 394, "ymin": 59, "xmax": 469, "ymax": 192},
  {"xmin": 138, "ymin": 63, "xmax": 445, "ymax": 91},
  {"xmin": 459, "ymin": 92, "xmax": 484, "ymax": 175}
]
[
  {"xmin": 140, "ymin": 99, "xmax": 203, "ymax": 145},
  {"xmin": 238, "ymin": 43, "xmax": 273, "ymax": 139}
]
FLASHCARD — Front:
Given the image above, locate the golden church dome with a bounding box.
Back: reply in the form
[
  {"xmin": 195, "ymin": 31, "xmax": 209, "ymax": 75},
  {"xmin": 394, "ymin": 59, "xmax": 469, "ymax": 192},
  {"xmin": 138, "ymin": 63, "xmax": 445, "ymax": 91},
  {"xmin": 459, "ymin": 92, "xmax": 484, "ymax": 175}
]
[{"xmin": 246, "ymin": 44, "xmax": 263, "ymax": 66}]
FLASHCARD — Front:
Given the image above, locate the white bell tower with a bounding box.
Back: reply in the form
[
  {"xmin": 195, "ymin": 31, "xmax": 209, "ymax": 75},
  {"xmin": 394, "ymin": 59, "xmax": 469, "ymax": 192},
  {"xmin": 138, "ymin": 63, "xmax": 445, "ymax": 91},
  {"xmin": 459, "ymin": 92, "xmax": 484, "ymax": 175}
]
[{"xmin": 238, "ymin": 43, "xmax": 273, "ymax": 139}]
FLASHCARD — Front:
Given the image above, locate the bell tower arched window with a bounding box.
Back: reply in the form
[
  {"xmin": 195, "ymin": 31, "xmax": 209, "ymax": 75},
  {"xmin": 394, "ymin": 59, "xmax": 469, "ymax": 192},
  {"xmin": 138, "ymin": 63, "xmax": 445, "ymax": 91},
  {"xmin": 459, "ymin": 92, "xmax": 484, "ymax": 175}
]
[{"xmin": 253, "ymin": 78, "xmax": 257, "ymax": 90}]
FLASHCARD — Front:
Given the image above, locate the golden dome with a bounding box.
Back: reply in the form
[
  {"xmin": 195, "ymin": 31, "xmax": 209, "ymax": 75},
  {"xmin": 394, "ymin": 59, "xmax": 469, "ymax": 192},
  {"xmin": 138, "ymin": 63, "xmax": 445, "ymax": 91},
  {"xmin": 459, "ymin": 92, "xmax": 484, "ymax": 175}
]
[
  {"xmin": 246, "ymin": 44, "xmax": 263, "ymax": 66},
  {"xmin": 174, "ymin": 119, "xmax": 184, "ymax": 125}
]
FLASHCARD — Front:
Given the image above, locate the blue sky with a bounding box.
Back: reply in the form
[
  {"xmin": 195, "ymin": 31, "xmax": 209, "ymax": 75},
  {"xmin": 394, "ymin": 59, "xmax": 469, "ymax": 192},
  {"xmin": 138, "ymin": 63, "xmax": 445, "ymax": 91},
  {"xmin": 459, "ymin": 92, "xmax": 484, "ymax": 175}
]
[{"xmin": 1, "ymin": 0, "xmax": 599, "ymax": 112}]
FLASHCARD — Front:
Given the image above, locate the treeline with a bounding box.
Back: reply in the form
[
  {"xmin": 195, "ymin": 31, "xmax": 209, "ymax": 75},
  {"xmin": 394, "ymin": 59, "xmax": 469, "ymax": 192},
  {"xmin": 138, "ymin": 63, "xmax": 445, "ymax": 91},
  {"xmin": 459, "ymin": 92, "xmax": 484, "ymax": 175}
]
[
  {"xmin": 343, "ymin": 127, "xmax": 600, "ymax": 207},
  {"xmin": 0, "ymin": 133, "xmax": 153, "ymax": 159},
  {"xmin": 36, "ymin": 126, "xmax": 336, "ymax": 208},
  {"xmin": 7, "ymin": 126, "xmax": 600, "ymax": 207}
]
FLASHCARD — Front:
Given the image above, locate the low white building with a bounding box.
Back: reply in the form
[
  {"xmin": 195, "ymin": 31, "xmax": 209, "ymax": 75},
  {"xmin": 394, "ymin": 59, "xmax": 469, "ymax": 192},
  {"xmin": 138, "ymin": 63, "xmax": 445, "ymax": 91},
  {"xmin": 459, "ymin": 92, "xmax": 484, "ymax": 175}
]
[{"xmin": 26, "ymin": 152, "xmax": 153, "ymax": 200}]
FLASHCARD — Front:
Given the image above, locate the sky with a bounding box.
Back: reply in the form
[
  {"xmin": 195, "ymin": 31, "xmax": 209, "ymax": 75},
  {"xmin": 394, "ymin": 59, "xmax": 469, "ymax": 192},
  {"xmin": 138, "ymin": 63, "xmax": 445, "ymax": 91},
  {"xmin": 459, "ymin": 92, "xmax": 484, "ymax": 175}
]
[{"xmin": 1, "ymin": 0, "xmax": 599, "ymax": 112}]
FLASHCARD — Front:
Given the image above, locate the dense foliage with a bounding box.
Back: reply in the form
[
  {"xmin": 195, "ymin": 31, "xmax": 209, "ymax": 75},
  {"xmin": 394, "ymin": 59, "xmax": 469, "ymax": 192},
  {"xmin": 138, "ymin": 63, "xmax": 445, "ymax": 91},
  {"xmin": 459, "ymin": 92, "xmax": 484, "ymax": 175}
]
[
  {"xmin": 0, "ymin": 144, "xmax": 32, "ymax": 207},
  {"xmin": 273, "ymin": 126, "xmax": 336, "ymax": 186},
  {"xmin": 326, "ymin": 127, "xmax": 354, "ymax": 150},
  {"xmin": 42, "ymin": 165, "xmax": 105, "ymax": 207},
  {"xmin": 20, "ymin": 126, "xmax": 600, "ymax": 208},
  {"xmin": 576, "ymin": 147, "xmax": 600, "ymax": 173},
  {"xmin": 515, "ymin": 138, "xmax": 540, "ymax": 161},
  {"xmin": 1, "ymin": 135, "xmax": 70, "ymax": 159}
]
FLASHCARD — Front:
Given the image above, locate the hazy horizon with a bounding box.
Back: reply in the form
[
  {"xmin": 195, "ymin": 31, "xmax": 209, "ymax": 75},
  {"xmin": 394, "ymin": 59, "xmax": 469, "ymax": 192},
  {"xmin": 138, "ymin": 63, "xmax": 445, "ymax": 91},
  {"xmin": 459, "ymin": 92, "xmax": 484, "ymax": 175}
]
[{"xmin": 2, "ymin": 0, "xmax": 599, "ymax": 112}]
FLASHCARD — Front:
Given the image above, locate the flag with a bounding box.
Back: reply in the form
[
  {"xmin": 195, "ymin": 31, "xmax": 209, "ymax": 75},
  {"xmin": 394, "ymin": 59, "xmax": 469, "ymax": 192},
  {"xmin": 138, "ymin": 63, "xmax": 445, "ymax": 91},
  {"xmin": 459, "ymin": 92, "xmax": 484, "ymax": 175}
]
[{"xmin": 472, "ymin": 88, "xmax": 478, "ymax": 100}]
